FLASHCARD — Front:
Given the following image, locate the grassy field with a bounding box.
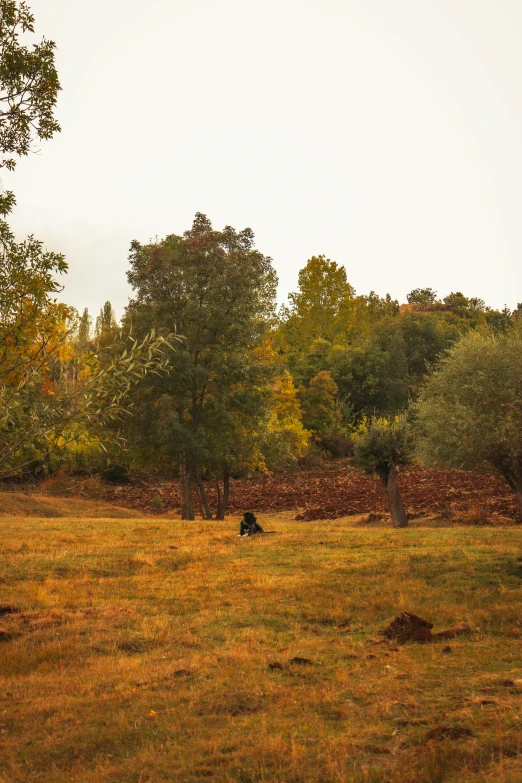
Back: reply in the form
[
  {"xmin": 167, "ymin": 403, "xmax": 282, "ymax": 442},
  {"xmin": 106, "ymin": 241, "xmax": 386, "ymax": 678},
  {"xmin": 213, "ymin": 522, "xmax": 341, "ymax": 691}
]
[
  {"xmin": 0, "ymin": 492, "xmax": 144, "ymax": 518},
  {"xmin": 1, "ymin": 505, "xmax": 522, "ymax": 782}
]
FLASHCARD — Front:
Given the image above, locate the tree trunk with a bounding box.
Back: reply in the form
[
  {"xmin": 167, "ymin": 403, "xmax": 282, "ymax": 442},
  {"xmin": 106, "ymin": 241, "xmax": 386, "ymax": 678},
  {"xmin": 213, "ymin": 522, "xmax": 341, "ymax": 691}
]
[
  {"xmin": 503, "ymin": 470, "xmax": 522, "ymax": 514},
  {"xmin": 197, "ymin": 477, "xmax": 212, "ymax": 520},
  {"xmin": 215, "ymin": 467, "xmax": 230, "ymax": 520},
  {"xmin": 222, "ymin": 468, "xmax": 230, "ymax": 518},
  {"xmin": 186, "ymin": 464, "xmax": 195, "ymax": 520},
  {"xmin": 179, "ymin": 456, "xmax": 195, "ymax": 520},
  {"xmin": 216, "ymin": 481, "xmax": 223, "ymax": 520},
  {"xmin": 179, "ymin": 459, "xmax": 188, "ymax": 519},
  {"xmin": 375, "ymin": 462, "xmax": 408, "ymax": 528}
]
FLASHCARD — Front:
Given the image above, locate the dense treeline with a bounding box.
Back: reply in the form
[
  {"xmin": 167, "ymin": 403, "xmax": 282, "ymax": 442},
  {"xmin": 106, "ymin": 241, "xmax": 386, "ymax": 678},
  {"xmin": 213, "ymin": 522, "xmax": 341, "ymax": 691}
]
[
  {"xmin": 1, "ymin": 0, "xmax": 521, "ymax": 525},
  {"xmin": 21, "ymin": 214, "xmax": 517, "ymax": 522},
  {"xmin": 2, "ymin": 203, "xmax": 521, "ymax": 522}
]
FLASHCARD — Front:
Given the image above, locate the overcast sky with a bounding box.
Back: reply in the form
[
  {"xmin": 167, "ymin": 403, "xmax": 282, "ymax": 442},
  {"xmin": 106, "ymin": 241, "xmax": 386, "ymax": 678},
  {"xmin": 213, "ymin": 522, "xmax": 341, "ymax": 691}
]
[{"xmin": 3, "ymin": 0, "xmax": 522, "ymax": 317}]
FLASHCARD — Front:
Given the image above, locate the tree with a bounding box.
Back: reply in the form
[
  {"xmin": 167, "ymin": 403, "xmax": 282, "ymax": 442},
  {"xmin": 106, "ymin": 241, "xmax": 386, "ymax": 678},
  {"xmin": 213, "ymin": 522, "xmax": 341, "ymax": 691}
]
[
  {"xmin": 0, "ymin": 0, "xmax": 64, "ymax": 412},
  {"xmin": 0, "ymin": 228, "xmax": 175, "ymax": 481},
  {"xmin": 263, "ymin": 370, "xmax": 310, "ymax": 468},
  {"xmin": 443, "ymin": 291, "xmax": 470, "ymax": 309},
  {"xmin": 300, "ymin": 370, "xmax": 342, "ymax": 442},
  {"xmin": 0, "ymin": 0, "xmax": 60, "ymax": 171},
  {"xmin": 349, "ymin": 291, "xmax": 399, "ymax": 337},
  {"xmin": 288, "ymin": 255, "xmax": 354, "ymax": 331},
  {"xmin": 396, "ymin": 312, "xmax": 463, "ymax": 394},
  {"xmin": 352, "ymin": 415, "xmax": 412, "ymax": 528},
  {"xmin": 0, "ymin": 3, "xmax": 177, "ymax": 480},
  {"xmin": 0, "ymin": 0, "xmax": 60, "ymax": 216},
  {"xmin": 328, "ymin": 326, "xmax": 410, "ymax": 422},
  {"xmin": 0, "ymin": 223, "xmax": 68, "ymax": 383},
  {"xmin": 414, "ymin": 331, "xmax": 522, "ymax": 513},
  {"xmin": 406, "ymin": 288, "xmax": 437, "ymax": 307},
  {"xmin": 76, "ymin": 308, "xmax": 93, "ymax": 352},
  {"xmin": 280, "ymin": 256, "xmax": 355, "ymax": 358},
  {"xmin": 0, "ymin": 323, "xmax": 175, "ymax": 479},
  {"xmin": 125, "ymin": 213, "xmax": 278, "ymax": 520},
  {"xmin": 95, "ymin": 301, "xmax": 119, "ymax": 346}
]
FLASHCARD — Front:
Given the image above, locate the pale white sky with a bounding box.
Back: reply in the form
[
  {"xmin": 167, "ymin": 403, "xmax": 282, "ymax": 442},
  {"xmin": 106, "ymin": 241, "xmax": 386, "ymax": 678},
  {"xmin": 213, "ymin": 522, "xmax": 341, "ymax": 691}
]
[{"xmin": 3, "ymin": 0, "xmax": 522, "ymax": 317}]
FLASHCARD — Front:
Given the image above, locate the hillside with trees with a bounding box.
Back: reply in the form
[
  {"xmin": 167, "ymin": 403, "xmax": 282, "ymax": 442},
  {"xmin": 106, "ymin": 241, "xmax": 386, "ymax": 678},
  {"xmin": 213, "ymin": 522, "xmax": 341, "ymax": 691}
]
[
  {"xmin": 1, "ymin": 0, "xmax": 521, "ymax": 527},
  {"xmin": 3, "ymin": 4, "xmax": 522, "ymax": 783},
  {"xmin": 11, "ymin": 224, "xmax": 520, "ymax": 524}
]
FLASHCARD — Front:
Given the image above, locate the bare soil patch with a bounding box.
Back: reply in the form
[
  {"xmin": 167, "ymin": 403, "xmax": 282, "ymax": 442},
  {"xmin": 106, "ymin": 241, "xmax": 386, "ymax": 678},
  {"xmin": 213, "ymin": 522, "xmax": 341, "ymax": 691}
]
[{"xmin": 41, "ymin": 464, "xmax": 521, "ymax": 522}]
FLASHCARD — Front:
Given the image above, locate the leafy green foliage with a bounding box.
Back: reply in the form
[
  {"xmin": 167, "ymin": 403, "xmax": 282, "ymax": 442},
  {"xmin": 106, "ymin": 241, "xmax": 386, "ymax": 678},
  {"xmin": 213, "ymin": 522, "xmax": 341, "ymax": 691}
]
[
  {"xmin": 406, "ymin": 287, "xmax": 437, "ymax": 306},
  {"xmin": 124, "ymin": 213, "xmax": 278, "ymax": 517},
  {"xmin": 0, "ymin": 220, "xmax": 68, "ymax": 383},
  {"xmin": 443, "ymin": 291, "xmax": 486, "ymax": 312},
  {"xmin": 95, "ymin": 301, "xmax": 119, "ymax": 346},
  {"xmin": 300, "ymin": 370, "xmax": 342, "ymax": 442},
  {"xmin": 352, "ymin": 415, "xmax": 412, "ymax": 475},
  {"xmin": 284, "ymin": 255, "xmax": 355, "ymax": 343},
  {"xmin": 352, "ymin": 415, "xmax": 413, "ymax": 526},
  {"xmin": 0, "ymin": 327, "xmax": 176, "ymax": 477},
  {"xmin": 263, "ymin": 370, "xmax": 309, "ymax": 468},
  {"xmin": 0, "ymin": 0, "xmax": 60, "ymax": 172},
  {"xmin": 329, "ymin": 328, "xmax": 410, "ymax": 420},
  {"xmin": 414, "ymin": 330, "xmax": 522, "ymax": 508}
]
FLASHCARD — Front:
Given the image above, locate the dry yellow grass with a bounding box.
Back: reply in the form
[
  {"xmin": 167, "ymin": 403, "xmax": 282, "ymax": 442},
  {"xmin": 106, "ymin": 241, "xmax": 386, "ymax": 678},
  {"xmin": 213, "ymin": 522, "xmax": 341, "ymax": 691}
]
[
  {"xmin": 0, "ymin": 492, "xmax": 144, "ymax": 518},
  {"xmin": 1, "ymin": 510, "xmax": 522, "ymax": 782}
]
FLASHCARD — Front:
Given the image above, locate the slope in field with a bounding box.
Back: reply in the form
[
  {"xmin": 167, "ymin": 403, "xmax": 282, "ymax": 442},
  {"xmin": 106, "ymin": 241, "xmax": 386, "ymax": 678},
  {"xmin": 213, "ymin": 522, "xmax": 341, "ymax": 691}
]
[{"xmin": 0, "ymin": 492, "xmax": 143, "ymax": 518}]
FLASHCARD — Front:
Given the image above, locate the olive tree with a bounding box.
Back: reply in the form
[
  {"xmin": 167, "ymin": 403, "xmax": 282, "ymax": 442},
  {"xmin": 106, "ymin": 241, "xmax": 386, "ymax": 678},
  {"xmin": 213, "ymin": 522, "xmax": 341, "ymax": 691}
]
[
  {"xmin": 415, "ymin": 331, "xmax": 522, "ymax": 511},
  {"xmin": 352, "ymin": 415, "xmax": 412, "ymax": 527}
]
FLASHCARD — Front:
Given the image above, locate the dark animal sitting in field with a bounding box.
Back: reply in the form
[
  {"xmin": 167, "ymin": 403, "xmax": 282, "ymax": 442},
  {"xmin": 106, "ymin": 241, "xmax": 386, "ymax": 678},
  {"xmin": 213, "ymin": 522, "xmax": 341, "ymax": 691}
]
[{"xmin": 239, "ymin": 512, "xmax": 264, "ymax": 536}]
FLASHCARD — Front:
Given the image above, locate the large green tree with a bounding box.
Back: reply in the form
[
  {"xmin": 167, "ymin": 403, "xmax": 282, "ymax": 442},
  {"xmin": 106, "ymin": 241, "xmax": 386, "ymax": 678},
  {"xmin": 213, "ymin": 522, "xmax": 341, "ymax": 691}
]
[
  {"xmin": 415, "ymin": 330, "xmax": 522, "ymax": 512},
  {"xmin": 278, "ymin": 256, "xmax": 355, "ymax": 369},
  {"xmin": 125, "ymin": 213, "xmax": 278, "ymax": 519}
]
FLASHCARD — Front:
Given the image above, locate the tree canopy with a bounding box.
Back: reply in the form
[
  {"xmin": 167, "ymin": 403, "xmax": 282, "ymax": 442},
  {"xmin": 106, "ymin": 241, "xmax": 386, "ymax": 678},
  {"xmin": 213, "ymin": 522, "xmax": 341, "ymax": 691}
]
[
  {"xmin": 125, "ymin": 213, "xmax": 278, "ymax": 519},
  {"xmin": 0, "ymin": 0, "xmax": 60, "ymax": 216},
  {"xmin": 415, "ymin": 330, "xmax": 522, "ymax": 511}
]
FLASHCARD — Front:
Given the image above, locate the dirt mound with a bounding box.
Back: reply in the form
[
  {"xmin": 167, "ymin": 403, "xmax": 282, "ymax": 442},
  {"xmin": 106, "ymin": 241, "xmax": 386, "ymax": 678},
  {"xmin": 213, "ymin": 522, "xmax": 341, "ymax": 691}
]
[
  {"xmin": 382, "ymin": 612, "xmax": 434, "ymax": 643},
  {"xmin": 382, "ymin": 612, "xmax": 472, "ymax": 643}
]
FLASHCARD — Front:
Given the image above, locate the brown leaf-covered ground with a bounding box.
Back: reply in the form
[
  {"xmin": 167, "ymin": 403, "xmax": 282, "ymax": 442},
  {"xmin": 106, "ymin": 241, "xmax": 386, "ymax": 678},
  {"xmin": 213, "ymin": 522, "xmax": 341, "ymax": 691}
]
[{"xmin": 41, "ymin": 465, "xmax": 521, "ymax": 523}]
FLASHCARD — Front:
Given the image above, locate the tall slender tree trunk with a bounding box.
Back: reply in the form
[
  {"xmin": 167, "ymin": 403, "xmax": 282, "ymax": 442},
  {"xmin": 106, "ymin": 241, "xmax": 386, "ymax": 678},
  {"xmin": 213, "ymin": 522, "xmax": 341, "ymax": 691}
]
[
  {"xmin": 197, "ymin": 476, "xmax": 212, "ymax": 520},
  {"xmin": 375, "ymin": 462, "xmax": 408, "ymax": 528},
  {"xmin": 216, "ymin": 481, "xmax": 222, "ymax": 520},
  {"xmin": 186, "ymin": 464, "xmax": 195, "ymax": 520},
  {"xmin": 215, "ymin": 466, "xmax": 230, "ymax": 520},
  {"xmin": 503, "ymin": 470, "xmax": 522, "ymax": 514},
  {"xmin": 179, "ymin": 455, "xmax": 195, "ymax": 520},
  {"xmin": 179, "ymin": 459, "xmax": 188, "ymax": 519}
]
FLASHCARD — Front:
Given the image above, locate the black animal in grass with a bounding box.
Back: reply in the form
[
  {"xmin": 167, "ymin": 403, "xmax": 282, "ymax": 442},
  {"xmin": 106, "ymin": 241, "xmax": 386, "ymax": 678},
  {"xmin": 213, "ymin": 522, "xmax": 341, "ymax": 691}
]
[{"xmin": 239, "ymin": 512, "xmax": 275, "ymax": 537}]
